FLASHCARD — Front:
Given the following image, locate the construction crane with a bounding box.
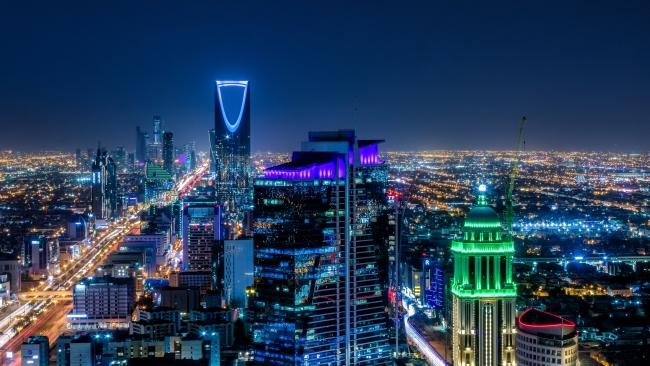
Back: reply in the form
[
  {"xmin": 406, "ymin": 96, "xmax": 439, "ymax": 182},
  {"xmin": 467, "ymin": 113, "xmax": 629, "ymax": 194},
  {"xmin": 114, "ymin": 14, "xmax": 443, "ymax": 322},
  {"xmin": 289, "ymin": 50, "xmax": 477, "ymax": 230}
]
[{"xmin": 504, "ymin": 116, "xmax": 527, "ymax": 233}]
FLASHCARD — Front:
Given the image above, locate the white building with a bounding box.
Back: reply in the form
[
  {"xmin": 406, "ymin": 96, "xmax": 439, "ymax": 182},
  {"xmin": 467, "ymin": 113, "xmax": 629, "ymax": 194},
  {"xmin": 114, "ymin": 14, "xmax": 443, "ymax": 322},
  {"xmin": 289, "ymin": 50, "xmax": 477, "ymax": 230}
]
[{"xmin": 516, "ymin": 308, "xmax": 579, "ymax": 366}]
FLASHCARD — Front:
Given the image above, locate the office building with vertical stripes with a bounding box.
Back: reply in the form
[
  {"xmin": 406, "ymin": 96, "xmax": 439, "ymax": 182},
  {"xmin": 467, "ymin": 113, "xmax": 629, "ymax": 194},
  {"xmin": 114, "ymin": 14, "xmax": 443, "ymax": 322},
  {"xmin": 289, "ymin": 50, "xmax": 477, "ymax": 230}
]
[{"xmin": 251, "ymin": 130, "xmax": 390, "ymax": 366}]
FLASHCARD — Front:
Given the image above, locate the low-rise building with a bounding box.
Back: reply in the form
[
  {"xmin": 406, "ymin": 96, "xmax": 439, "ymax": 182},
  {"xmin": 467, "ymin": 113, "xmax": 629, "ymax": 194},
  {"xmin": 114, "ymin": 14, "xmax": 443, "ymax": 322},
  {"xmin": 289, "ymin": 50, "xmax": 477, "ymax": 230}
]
[{"xmin": 516, "ymin": 308, "xmax": 579, "ymax": 366}]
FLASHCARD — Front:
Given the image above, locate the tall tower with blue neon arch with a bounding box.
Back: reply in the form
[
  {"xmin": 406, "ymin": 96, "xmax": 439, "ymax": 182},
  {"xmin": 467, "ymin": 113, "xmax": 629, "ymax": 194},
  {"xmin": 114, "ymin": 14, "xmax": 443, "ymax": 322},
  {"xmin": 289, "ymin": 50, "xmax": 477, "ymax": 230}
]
[
  {"xmin": 451, "ymin": 184, "xmax": 517, "ymax": 366},
  {"xmin": 213, "ymin": 80, "xmax": 252, "ymax": 238}
]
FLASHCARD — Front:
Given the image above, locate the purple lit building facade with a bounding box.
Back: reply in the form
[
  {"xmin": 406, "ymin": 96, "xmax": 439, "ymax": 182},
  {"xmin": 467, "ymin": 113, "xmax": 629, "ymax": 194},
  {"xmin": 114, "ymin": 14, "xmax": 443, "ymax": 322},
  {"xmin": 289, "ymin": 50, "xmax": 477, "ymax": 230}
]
[{"xmin": 252, "ymin": 130, "xmax": 390, "ymax": 366}]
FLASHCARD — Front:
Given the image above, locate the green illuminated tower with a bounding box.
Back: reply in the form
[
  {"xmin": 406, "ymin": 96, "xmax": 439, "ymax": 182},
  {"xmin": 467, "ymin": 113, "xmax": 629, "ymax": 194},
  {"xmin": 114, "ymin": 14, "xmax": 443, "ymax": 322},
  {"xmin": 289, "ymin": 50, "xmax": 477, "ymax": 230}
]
[{"xmin": 451, "ymin": 184, "xmax": 516, "ymax": 366}]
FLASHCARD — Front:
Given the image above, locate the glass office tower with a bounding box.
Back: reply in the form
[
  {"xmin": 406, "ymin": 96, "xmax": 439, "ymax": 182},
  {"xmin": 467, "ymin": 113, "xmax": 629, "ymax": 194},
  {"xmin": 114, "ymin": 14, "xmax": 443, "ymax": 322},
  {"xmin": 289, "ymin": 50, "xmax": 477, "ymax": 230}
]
[
  {"xmin": 213, "ymin": 80, "xmax": 251, "ymax": 239},
  {"xmin": 91, "ymin": 149, "xmax": 117, "ymax": 219},
  {"xmin": 163, "ymin": 131, "xmax": 174, "ymax": 174},
  {"xmin": 251, "ymin": 130, "xmax": 390, "ymax": 366}
]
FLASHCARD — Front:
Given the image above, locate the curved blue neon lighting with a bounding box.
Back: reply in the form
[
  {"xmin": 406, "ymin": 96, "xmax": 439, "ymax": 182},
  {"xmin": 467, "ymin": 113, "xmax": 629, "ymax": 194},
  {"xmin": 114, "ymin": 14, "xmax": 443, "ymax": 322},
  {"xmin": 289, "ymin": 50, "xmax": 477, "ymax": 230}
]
[{"xmin": 216, "ymin": 80, "xmax": 249, "ymax": 133}]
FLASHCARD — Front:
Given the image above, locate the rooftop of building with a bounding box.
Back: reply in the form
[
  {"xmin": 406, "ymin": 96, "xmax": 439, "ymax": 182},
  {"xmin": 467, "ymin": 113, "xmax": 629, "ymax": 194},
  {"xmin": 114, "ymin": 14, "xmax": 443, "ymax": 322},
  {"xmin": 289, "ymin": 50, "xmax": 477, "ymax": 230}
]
[
  {"xmin": 75, "ymin": 276, "xmax": 134, "ymax": 286},
  {"xmin": 267, "ymin": 151, "xmax": 341, "ymax": 171},
  {"xmin": 463, "ymin": 186, "xmax": 504, "ymax": 230},
  {"xmin": 518, "ymin": 308, "xmax": 577, "ymax": 338},
  {"xmin": 132, "ymin": 319, "xmax": 176, "ymax": 326},
  {"xmin": 465, "ymin": 206, "xmax": 502, "ymax": 228}
]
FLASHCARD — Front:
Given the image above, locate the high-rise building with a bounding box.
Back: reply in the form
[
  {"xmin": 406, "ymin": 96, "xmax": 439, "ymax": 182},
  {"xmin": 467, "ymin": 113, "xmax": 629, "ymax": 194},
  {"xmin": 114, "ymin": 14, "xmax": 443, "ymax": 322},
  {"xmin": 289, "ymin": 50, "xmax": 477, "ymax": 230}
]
[
  {"xmin": 23, "ymin": 235, "xmax": 49, "ymax": 277},
  {"xmin": 68, "ymin": 276, "xmax": 135, "ymax": 330},
  {"xmin": 251, "ymin": 130, "xmax": 390, "ymax": 366},
  {"xmin": 144, "ymin": 162, "xmax": 174, "ymax": 203},
  {"xmin": 113, "ymin": 146, "xmax": 126, "ymax": 168},
  {"xmin": 451, "ymin": 185, "xmax": 517, "ymax": 366},
  {"xmin": 153, "ymin": 115, "xmax": 162, "ymax": 144},
  {"xmin": 91, "ymin": 149, "xmax": 117, "ymax": 220},
  {"xmin": 163, "ymin": 131, "xmax": 174, "ymax": 174},
  {"xmin": 516, "ymin": 308, "xmax": 578, "ymax": 366},
  {"xmin": 209, "ymin": 128, "xmax": 216, "ymax": 174},
  {"xmin": 21, "ymin": 335, "xmax": 49, "ymax": 366},
  {"xmin": 183, "ymin": 142, "xmax": 196, "ymax": 171},
  {"xmin": 221, "ymin": 239, "xmax": 253, "ymax": 308},
  {"xmin": 423, "ymin": 258, "xmax": 445, "ymax": 310},
  {"xmin": 67, "ymin": 215, "xmax": 89, "ymax": 241},
  {"xmin": 213, "ymin": 80, "xmax": 251, "ymax": 238},
  {"xmin": 136, "ymin": 126, "xmax": 149, "ymax": 163},
  {"xmin": 182, "ymin": 189, "xmax": 221, "ymax": 272}
]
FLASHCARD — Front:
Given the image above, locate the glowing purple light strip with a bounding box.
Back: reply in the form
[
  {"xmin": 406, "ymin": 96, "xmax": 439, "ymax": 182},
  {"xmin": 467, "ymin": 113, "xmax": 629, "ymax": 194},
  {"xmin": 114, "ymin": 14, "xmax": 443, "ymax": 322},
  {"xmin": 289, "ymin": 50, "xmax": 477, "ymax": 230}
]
[
  {"xmin": 359, "ymin": 144, "xmax": 382, "ymax": 165},
  {"xmin": 265, "ymin": 161, "xmax": 345, "ymax": 180}
]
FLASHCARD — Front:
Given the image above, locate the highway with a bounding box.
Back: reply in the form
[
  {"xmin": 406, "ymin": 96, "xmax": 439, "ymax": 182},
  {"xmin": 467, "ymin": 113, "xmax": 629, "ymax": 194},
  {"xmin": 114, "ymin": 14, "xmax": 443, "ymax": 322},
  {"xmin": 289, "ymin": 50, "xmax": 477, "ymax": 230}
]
[
  {"xmin": 0, "ymin": 163, "xmax": 209, "ymax": 365},
  {"xmin": 400, "ymin": 288, "xmax": 449, "ymax": 366},
  {"xmin": 0, "ymin": 218, "xmax": 137, "ymax": 365},
  {"xmin": 403, "ymin": 305, "xmax": 448, "ymax": 366}
]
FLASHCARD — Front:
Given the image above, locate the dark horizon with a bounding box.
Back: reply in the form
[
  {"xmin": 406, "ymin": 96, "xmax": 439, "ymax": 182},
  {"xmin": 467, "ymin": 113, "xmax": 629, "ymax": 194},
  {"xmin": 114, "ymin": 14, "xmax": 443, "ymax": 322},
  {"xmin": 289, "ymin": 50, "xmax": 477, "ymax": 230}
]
[{"xmin": 1, "ymin": 1, "xmax": 649, "ymax": 153}]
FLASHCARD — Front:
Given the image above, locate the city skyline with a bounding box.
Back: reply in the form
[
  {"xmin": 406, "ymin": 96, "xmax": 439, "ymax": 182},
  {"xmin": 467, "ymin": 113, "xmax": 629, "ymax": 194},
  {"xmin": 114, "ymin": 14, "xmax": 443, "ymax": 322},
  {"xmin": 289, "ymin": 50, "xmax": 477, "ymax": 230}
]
[
  {"xmin": 1, "ymin": 1, "xmax": 650, "ymax": 153},
  {"xmin": 1, "ymin": 2, "xmax": 649, "ymax": 366}
]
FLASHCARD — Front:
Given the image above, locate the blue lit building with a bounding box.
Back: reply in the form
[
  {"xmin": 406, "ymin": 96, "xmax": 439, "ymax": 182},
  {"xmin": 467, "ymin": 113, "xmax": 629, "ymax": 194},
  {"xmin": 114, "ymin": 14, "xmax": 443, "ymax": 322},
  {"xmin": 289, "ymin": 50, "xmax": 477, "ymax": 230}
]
[
  {"xmin": 135, "ymin": 126, "xmax": 149, "ymax": 163},
  {"xmin": 423, "ymin": 258, "xmax": 445, "ymax": 310},
  {"xmin": 251, "ymin": 130, "xmax": 390, "ymax": 366},
  {"xmin": 213, "ymin": 80, "xmax": 251, "ymax": 238}
]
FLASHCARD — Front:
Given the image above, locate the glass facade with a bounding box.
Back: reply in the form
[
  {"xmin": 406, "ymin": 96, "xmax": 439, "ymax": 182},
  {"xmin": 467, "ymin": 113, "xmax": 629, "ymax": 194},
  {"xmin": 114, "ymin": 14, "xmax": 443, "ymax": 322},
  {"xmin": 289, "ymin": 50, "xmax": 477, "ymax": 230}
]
[{"xmin": 251, "ymin": 131, "xmax": 390, "ymax": 366}]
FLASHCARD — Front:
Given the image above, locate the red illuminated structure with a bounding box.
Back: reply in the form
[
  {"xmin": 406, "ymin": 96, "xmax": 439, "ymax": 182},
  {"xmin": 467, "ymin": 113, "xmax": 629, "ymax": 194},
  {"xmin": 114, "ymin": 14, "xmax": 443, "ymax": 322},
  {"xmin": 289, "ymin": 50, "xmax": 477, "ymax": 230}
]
[{"xmin": 516, "ymin": 308, "xmax": 579, "ymax": 366}]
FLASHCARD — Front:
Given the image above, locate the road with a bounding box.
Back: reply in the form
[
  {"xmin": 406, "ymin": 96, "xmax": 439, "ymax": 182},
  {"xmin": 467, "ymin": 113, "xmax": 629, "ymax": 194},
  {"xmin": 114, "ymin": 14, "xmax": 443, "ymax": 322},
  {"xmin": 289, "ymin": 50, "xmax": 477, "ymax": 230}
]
[
  {"xmin": 403, "ymin": 306, "xmax": 449, "ymax": 366},
  {"xmin": 0, "ymin": 163, "xmax": 209, "ymax": 365},
  {"xmin": 0, "ymin": 220, "xmax": 133, "ymax": 366}
]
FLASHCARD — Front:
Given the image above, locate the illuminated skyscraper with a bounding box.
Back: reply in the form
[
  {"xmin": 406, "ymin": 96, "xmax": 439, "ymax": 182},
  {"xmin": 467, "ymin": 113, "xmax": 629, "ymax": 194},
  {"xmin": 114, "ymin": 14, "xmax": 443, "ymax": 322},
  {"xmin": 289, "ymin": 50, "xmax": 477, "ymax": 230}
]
[
  {"xmin": 209, "ymin": 128, "xmax": 216, "ymax": 174},
  {"xmin": 251, "ymin": 130, "xmax": 390, "ymax": 366},
  {"xmin": 23, "ymin": 235, "xmax": 49, "ymax": 277},
  {"xmin": 182, "ymin": 188, "xmax": 221, "ymax": 272},
  {"xmin": 213, "ymin": 80, "xmax": 251, "ymax": 238},
  {"xmin": 146, "ymin": 115, "xmax": 163, "ymax": 162},
  {"xmin": 153, "ymin": 115, "xmax": 162, "ymax": 144},
  {"xmin": 135, "ymin": 126, "xmax": 148, "ymax": 163},
  {"xmin": 91, "ymin": 149, "xmax": 118, "ymax": 220},
  {"xmin": 163, "ymin": 131, "xmax": 174, "ymax": 174},
  {"xmin": 451, "ymin": 185, "xmax": 517, "ymax": 366}
]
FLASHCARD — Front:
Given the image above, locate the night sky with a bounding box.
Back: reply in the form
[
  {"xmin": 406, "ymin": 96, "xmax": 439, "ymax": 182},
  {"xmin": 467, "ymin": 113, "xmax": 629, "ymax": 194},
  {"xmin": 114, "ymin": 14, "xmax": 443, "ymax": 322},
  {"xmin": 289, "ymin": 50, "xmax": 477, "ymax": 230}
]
[{"xmin": 1, "ymin": 1, "xmax": 649, "ymax": 153}]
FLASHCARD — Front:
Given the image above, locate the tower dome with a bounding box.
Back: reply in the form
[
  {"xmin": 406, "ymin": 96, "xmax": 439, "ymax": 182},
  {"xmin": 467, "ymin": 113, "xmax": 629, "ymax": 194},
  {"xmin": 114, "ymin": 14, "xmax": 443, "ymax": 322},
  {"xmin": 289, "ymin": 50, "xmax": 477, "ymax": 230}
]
[
  {"xmin": 465, "ymin": 206, "xmax": 501, "ymax": 229},
  {"xmin": 463, "ymin": 184, "xmax": 502, "ymax": 230}
]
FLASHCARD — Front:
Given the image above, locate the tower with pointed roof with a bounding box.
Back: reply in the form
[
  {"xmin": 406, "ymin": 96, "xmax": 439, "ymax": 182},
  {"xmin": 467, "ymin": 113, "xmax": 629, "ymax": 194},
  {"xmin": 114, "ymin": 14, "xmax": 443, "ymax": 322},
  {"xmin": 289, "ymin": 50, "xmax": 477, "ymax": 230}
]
[{"xmin": 451, "ymin": 184, "xmax": 517, "ymax": 366}]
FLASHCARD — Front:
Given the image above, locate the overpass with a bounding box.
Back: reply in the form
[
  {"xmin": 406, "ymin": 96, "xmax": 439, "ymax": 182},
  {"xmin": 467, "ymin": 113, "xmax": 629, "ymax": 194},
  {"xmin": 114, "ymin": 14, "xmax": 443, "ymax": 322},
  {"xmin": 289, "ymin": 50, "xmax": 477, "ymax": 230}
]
[
  {"xmin": 18, "ymin": 290, "xmax": 72, "ymax": 301},
  {"xmin": 514, "ymin": 255, "xmax": 650, "ymax": 271}
]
